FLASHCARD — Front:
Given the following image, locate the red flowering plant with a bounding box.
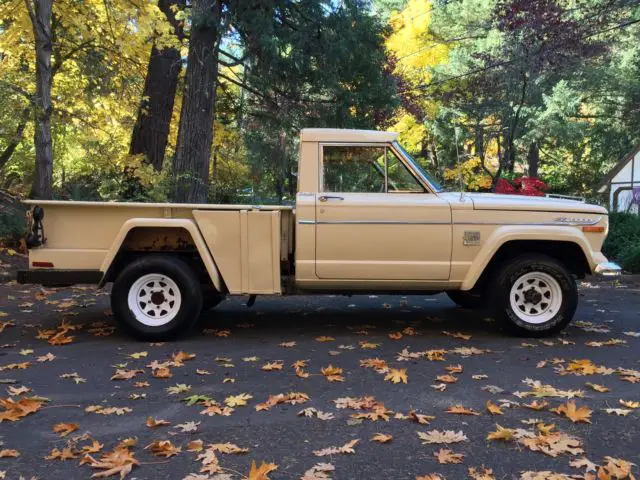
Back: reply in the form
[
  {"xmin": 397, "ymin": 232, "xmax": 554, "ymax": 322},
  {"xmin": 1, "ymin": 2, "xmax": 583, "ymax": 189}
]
[{"xmin": 495, "ymin": 177, "xmax": 548, "ymax": 196}]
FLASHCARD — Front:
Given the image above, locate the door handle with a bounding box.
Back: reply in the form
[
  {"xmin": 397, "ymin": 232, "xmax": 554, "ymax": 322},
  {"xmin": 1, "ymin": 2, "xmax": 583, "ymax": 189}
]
[{"xmin": 319, "ymin": 195, "xmax": 344, "ymax": 202}]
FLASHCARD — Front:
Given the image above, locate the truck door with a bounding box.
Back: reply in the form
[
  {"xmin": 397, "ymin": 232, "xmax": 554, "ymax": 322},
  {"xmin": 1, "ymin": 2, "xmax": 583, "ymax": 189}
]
[{"xmin": 314, "ymin": 144, "xmax": 452, "ymax": 281}]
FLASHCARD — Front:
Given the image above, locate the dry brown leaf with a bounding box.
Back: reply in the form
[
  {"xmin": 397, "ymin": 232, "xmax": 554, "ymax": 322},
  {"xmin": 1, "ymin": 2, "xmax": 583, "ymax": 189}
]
[
  {"xmin": 53, "ymin": 422, "xmax": 79, "ymax": 437},
  {"xmin": 550, "ymin": 401, "xmax": 592, "ymax": 423},
  {"xmin": 224, "ymin": 393, "xmax": 253, "ymax": 407},
  {"xmin": 321, "ymin": 365, "xmax": 345, "ymax": 382},
  {"xmin": 145, "ymin": 440, "xmax": 181, "ymax": 457},
  {"xmin": 446, "ymin": 405, "xmax": 480, "ymax": 416},
  {"xmin": 0, "ymin": 395, "xmax": 47, "ymax": 422},
  {"xmin": 313, "ymin": 439, "xmax": 359, "ymax": 456},
  {"xmin": 523, "ymin": 400, "xmax": 549, "ymax": 411},
  {"xmin": 415, "ymin": 475, "xmax": 444, "ymax": 480},
  {"xmin": 389, "ymin": 332, "xmax": 403, "ymax": 340},
  {"xmin": 436, "ymin": 374, "xmax": 457, "ymax": 384},
  {"xmin": 585, "ymin": 383, "xmax": 610, "ymax": 393},
  {"xmin": 486, "ymin": 401, "xmax": 503, "ymax": 415},
  {"xmin": 468, "ymin": 466, "xmax": 496, "ymax": 480},
  {"xmin": 301, "ymin": 462, "xmax": 334, "ymax": 480},
  {"xmin": 417, "ymin": 430, "xmax": 468, "ymax": 444},
  {"xmin": 261, "ymin": 361, "xmax": 284, "ymax": 371},
  {"xmin": 442, "ymin": 331, "xmax": 472, "ymax": 340},
  {"xmin": 146, "ymin": 417, "xmax": 170, "ymax": 428},
  {"xmin": 110, "ymin": 369, "xmax": 143, "ymax": 381},
  {"xmin": 172, "ymin": 351, "xmax": 196, "ymax": 365},
  {"xmin": 434, "ymin": 448, "xmax": 464, "ymax": 464},
  {"xmin": 371, "ymin": 433, "xmax": 392, "ymax": 443},
  {"xmin": 445, "ymin": 364, "xmax": 463, "ymax": 373},
  {"xmin": 315, "ymin": 336, "xmax": 334, "ymax": 342},
  {"xmin": 186, "ymin": 440, "xmax": 203, "ymax": 453},
  {"xmin": 81, "ymin": 446, "xmax": 139, "ymax": 478},
  {"xmin": 256, "ymin": 392, "xmax": 309, "ymax": 411},
  {"xmin": 248, "ymin": 461, "xmax": 278, "ymax": 480},
  {"xmin": 407, "ymin": 410, "xmax": 435, "ymax": 425},
  {"xmin": 619, "ymin": 400, "xmax": 640, "ymax": 409},
  {"xmin": 0, "ymin": 449, "xmax": 19, "ymax": 458},
  {"xmin": 384, "ymin": 368, "xmax": 408, "ymax": 384},
  {"xmin": 7, "ymin": 385, "xmax": 31, "ymax": 396},
  {"xmin": 487, "ymin": 424, "xmax": 514, "ymax": 442}
]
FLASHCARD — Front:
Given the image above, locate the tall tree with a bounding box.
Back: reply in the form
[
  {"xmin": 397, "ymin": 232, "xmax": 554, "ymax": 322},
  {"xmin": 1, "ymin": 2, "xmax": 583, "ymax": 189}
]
[
  {"xmin": 129, "ymin": 0, "xmax": 185, "ymax": 172},
  {"xmin": 24, "ymin": 0, "xmax": 54, "ymax": 199},
  {"xmin": 172, "ymin": 0, "xmax": 222, "ymax": 202}
]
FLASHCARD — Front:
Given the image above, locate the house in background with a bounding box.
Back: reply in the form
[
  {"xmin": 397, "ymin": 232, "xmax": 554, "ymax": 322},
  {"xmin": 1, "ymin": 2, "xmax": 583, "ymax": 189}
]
[{"xmin": 599, "ymin": 145, "xmax": 640, "ymax": 213}]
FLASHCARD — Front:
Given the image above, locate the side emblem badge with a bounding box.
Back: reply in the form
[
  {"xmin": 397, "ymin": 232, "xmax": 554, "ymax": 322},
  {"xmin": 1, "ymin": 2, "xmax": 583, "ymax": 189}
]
[{"xmin": 463, "ymin": 231, "xmax": 481, "ymax": 246}]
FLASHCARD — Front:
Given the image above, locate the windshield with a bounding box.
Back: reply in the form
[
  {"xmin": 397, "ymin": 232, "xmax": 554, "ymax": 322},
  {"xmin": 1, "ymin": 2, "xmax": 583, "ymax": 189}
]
[{"xmin": 393, "ymin": 142, "xmax": 444, "ymax": 193}]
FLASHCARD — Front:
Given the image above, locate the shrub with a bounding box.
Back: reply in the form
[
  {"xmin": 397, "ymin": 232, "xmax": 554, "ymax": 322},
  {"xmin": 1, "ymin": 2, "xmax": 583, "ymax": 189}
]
[{"xmin": 603, "ymin": 212, "xmax": 640, "ymax": 273}]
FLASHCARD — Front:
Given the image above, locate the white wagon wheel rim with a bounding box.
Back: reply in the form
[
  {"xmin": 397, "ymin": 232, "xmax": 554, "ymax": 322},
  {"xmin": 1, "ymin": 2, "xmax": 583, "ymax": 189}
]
[
  {"xmin": 509, "ymin": 271, "xmax": 563, "ymax": 324},
  {"xmin": 127, "ymin": 273, "xmax": 182, "ymax": 327}
]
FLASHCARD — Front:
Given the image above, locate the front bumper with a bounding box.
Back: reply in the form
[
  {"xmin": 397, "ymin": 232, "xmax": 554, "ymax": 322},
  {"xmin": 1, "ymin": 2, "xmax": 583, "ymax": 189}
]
[{"xmin": 594, "ymin": 261, "xmax": 622, "ymax": 277}]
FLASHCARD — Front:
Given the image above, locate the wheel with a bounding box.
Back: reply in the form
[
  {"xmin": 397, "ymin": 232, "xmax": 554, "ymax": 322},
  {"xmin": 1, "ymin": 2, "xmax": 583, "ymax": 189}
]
[
  {"xmin": 111, "ymin": 255, "xmax": 203, "ymax": 341},
  {"xmin": 488, "ymin": 254, "xmax": 577, "ymax": 337},
  {"xmin": 446, "ymin": 290, "xmax": 485, "ymax": 309}
]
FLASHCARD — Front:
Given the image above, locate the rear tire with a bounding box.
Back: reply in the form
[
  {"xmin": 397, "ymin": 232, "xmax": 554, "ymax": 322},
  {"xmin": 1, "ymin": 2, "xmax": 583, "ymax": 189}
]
[
  {"xmin": 446, "ymin": 290, "xmax": 485, "ymax": 309},
  {"xmin": 488, "ymin": 254, "xmax": 577, "ymax": 337},
  {"xmin": 111, "ymin": 255, "xmax": 202, "ymax": 341}
]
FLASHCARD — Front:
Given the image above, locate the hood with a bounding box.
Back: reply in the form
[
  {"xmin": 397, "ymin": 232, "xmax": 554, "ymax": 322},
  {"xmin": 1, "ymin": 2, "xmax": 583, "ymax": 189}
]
[{"xmin": 439, "ymin": 192, "xmax": 607, "ymax": 214}]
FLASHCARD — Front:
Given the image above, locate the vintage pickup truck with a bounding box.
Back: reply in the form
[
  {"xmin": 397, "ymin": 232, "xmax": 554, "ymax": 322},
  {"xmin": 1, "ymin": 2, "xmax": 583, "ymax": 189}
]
[{"xmin": 18, "ymin": 128, "xmax": 620, "ymax": 340}]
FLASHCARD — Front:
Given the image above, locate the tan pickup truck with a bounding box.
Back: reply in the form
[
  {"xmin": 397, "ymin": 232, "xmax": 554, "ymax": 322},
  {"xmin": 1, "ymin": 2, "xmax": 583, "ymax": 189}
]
[{"xmin": 18, "ymin": 128, "xmax": 620, "ymax": 340}]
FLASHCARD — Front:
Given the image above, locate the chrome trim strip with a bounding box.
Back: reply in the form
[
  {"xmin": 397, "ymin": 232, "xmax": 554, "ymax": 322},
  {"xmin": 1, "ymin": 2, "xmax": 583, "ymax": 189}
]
[
  {"xmin": 299, "ymin": 220, "xmax": 450, "ymax": 225},
  {"xmin": 300, "ymin": 218, "xmax": 602, "ymax": 226},
  {"xmin": 456, "ymin": 217, "xmax": 602, "ymax": 226}
]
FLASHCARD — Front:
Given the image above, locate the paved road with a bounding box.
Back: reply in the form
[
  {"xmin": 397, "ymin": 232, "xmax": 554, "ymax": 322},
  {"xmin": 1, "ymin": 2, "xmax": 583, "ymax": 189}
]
[{"xmin": 0, "ymin": 277, "xmax": 639, "ymax": 479}]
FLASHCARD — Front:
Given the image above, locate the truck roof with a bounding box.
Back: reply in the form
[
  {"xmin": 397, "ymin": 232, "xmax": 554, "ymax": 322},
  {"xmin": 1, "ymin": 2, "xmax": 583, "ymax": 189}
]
[{"xmin": 300, "ymin": 128, "xmax": 399, "ymax": 143}]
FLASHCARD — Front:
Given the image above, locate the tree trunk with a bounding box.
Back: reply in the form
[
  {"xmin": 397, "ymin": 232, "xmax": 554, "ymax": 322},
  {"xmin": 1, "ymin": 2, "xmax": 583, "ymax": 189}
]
[
  {"xmin": 129, "ymin": 0, "xmax": 185, "ymax": 171},
  {"xmin": 0, "ymin": 107, "xmax": 30, "ymax": 170},
  {"xmin": 527, "ymin": 141, "xmax": 539, "ymax": 178},
  {"xmin": 26, "ymin": 0, "xmax": 54, "ymax": 199},
  {"xmin": 172, "ymin": 0, "xmax": 221, "ymax": 203}
]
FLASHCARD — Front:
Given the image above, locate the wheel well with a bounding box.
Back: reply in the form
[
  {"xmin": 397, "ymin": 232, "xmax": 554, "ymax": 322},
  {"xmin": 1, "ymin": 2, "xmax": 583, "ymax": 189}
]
[
  {"xmin": 474, "ymin": 240, "xmax": 591, "ymax": 290},
  {"xmin": 103, "ymin": 227, "xmax": 213, "ymax": 288}
]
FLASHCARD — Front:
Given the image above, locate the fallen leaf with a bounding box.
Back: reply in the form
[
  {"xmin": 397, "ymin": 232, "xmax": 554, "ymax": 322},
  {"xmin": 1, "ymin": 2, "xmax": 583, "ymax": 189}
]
[
  {"xmin": 301, "ymin": 463, "xmax": 334, "ymax": 480},
  {"xmin": 313, "ymin": 439, "xmax": 359, "ymax": 456},
  {"xmin": 224, "ymin": 393, "xmax": 253, "ymax": 407},
  {"xmin": 384, "ymin": 368, "xmax": 408, "ymax": 384},
  {"xmin": 261, "ymin": 361, "xmax": 284, "ymax": 371},
  {"xmin": 53, "ymin": 422, "xmax": 79, "ymax": 437},
  {"xmin": 0, "ymin": 449, "xmax": 19, "ymax": 458},
  {"xmin": 371, "ymin": 433, "xmax": 392, "ymax": 443},
  {"xmin": 146, "ymin": 417, "xmax": 170, "ymax": 428},
  {"xmin": 145, "ymin": 440, "xmax": 181, "ymax": 457},
  {"xmin": 486, "ymin": 401, "xmax": 503, "ymax": 415},
  {"xmin": 248, "ymin": 461, "xmax": 278, "ymax": 480},
  {"xmin": 434, "ymin": 448, "xmax": 464, "ymax": 464},
  {"xmin": 417, "ymin": 430, "xmax": 468, "ymax": 444},
  {"xmin": 550, "ymin": 401, "xmax": 592, "ymax": 423},
  {"xmin": 446, "ymin": 405, "xmax": 480, "ymax": 416},
  {"xmin": 81, "ymin": 446, "xmax": 139, "ymax": 478}
]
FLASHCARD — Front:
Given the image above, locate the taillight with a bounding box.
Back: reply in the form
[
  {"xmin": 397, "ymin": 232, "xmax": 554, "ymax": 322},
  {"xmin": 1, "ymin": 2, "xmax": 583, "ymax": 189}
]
[{"xmin": 582, "ymin": 226, "xmax": 605, "ymax": 233}]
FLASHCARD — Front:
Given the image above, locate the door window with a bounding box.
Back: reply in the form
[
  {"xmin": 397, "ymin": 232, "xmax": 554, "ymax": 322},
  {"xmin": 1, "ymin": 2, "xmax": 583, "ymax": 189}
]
[
  {"xmin": 322, "ymin": 146, "xmax": 386, "ymax": 193},
  {"xmin": 322, "ymin": 145, "xmax": 424, "ymax": 193}
]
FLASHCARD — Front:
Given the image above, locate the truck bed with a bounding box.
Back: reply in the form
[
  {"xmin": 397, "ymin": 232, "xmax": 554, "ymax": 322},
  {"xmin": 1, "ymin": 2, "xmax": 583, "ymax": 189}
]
[{"xmin": 22, "ymin": 199, "xmax": 296, "ymax": 295}]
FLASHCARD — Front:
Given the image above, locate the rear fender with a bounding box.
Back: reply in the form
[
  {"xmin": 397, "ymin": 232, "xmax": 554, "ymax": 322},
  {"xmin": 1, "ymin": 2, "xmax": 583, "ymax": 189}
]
[{"xmin": 99, "ymin": 218, "xmax": 223, "ymax": 291}]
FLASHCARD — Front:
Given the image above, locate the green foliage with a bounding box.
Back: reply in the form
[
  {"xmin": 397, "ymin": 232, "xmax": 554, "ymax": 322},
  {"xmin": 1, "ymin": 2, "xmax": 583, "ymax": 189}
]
[{"xmin": 603, "ymin": 213, "xmax": 640, "ymax": 273}]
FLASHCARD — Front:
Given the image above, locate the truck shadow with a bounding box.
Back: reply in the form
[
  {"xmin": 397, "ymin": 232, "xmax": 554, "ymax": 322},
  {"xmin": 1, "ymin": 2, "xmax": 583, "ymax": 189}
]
[{"xmin": 196, "ymin": 293, "xmax": 504, "ymax": 338}]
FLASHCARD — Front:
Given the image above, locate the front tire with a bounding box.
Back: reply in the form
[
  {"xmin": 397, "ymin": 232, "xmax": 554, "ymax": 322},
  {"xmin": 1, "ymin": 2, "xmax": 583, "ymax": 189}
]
[
  {"xmin": 488, "ymin": 254, "xmax": 577, "ymax": 337},
  {"xmin": 111, "ymin": 255, "xmax": 203, "ymax": 341}
]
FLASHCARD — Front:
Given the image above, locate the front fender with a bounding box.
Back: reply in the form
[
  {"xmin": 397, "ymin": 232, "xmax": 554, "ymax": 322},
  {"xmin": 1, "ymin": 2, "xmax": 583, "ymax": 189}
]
[
  {"xmin": 99, "ymin": 218, "xmax": 223, "ymax": 291},
  {"xmin": 461, "ymin": 225, "xmax": 596, "ymax": 290}
]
